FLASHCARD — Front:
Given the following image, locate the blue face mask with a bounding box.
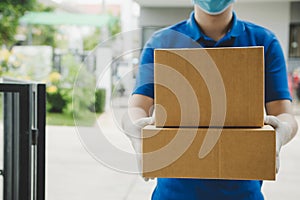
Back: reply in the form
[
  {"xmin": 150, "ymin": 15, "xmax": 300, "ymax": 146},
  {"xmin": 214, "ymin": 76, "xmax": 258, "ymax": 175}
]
[{"xmin": 193, "ymin": 0, "xmax": 235, "ymax": 15}]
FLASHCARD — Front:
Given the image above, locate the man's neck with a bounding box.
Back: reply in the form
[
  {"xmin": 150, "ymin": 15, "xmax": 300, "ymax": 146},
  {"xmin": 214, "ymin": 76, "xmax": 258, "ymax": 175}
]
[{"xmin": 194, "ymin": 5, "xmax": 233, "ymax": 42}]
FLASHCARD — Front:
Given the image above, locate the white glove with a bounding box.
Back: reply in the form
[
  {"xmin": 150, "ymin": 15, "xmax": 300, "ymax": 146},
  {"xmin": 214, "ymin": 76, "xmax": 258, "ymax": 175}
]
[
  {"xmin": 264, "ymin": 115, "xmax": 292, "ymax": 173},
  {"xmin": 122, "ymin": 115, "xmax": 154, "ymax": 181},
  {"xmin": 122, "ymin": 116, "xmax": 154, "ymax": 153}
]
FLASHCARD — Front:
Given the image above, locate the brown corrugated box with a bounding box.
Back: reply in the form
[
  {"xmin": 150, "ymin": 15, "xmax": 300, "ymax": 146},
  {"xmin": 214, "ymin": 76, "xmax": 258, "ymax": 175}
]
[
  {"xmin": 154, "ymin": 47, "xmax": 264, "ymax": 127},
  {"xmin": 142, "ymin": 125, "xmax": 276, "ymax": 180}
]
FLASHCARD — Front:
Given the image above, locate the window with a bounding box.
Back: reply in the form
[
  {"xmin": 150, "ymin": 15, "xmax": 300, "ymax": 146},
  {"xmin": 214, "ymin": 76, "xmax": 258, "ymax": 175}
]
[{"xmin": 289, "ymin": 23, "xmax": 300, "ymax": 58}]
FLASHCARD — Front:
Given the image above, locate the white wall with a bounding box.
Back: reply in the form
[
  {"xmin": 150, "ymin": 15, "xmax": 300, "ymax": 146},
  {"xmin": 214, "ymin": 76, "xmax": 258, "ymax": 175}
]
[
  {"xmin": 140, "ymin": 7, "xmax": 193, "ymax": 27},
  {"xmin": 139, "ymin": 2, "xmax": 291, "ymax": 58},
  {"xmin": 234, "ymin": 2, "xmax": 290, "ymax": 58}
]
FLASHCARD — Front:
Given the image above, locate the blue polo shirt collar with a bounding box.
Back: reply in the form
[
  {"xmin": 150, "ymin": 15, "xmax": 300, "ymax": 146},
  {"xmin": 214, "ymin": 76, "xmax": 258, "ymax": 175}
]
[
  {"xmin": 230, "ymin": 12, "xmax": 245, "ymax": 37},
  {"xmin": 186, "ymin": 11, "xmax": 245, "ymax": 41}
]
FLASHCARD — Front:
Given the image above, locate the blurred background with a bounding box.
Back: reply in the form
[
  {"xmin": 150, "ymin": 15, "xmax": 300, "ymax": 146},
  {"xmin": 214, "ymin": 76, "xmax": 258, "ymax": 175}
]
[{"xmin": 0, "ymin": 0, "xmax": 300, "ymax": 200}]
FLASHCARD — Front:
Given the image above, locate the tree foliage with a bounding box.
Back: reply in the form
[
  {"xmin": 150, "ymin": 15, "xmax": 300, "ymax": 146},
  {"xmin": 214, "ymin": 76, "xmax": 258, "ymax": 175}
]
[
  {"xmin": 0, "ymin": 0, "xmax": 56, "ymax": 47},
  {"xmin": 83, "ymin": 28, "xmax": 101, "ymax": 50},
  {"xmin": 4, "ymin": 0, "xmax": 36, "ymax": 10},
  {"xmin": 108, "ymin": 16, "xmax": 121, "ymax": 36},
  {"xmin": 29, "ymin": 4, "xmax": 57, "ymax": 47},
  {"xmin": 0, "ymin": 0, "xmax": 36, "ymax": 44},
  {"xmin": 0, "ymin": 4, "xmax": 23, "ymax": 46}
]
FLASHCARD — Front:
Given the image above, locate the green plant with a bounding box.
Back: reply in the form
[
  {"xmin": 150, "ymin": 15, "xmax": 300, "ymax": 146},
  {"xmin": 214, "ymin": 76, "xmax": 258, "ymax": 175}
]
[
  {"xmin": 45, "ymin": 53, "xmax": 96, "ymax": 117},
  {"xmin": 31, "ymin": 24, "xmax": 57, "ymax": 47},
  {"xmin": 0, "ymin": 0, "xmax": 36, "ymax": 46},
  {"xmin": 9, "ymin": 0, "xmax": 36, "ymax": 10},
  {"xmin": 0, "ymin": 1, "xmax": 56, "ymax": 47},
  {"xmin": 83, "ymin": 28, "xmax": 101, "ymax": 51},
  {"xmin": 61, "ymin": 54, "xmax": 96, "ymax": 118},
  {"xmin": 0, "ymin": 4, "xmax": 22, "ymax": 46},
  {"xmin": 108, "ymin": 15, "xmax": 121, "ymax": 36},
  {"xmin": 0, "ymin": 47, "xmax": 21, "ymax": 76},
  {"xmin": 47, "ymin": 89, "xmax": 67, "ymax": 113},
  {"xmin": 89, "ymin": 88, "xmax": 106, "ymax": 113},
  {"xmin": 46, "ymin": 71, "xmax": 69, "ymax": 113},
  {"xmin": 29, "ymin": 4, "xmax": 57, "ymax": 47}
]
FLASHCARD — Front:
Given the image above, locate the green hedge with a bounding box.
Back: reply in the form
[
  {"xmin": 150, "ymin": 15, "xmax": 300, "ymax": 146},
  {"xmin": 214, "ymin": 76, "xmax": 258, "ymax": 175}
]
[
  {"xmin": 47, "ymin": 88, "xmax": 106, "ymax": 114},
  {"xmin": 88, "ymin": 88, "xmax": 106, "ymax": 113},
  {"xmin": 46, "ymin": 90, "xmax": 66, "ymax": 113}
]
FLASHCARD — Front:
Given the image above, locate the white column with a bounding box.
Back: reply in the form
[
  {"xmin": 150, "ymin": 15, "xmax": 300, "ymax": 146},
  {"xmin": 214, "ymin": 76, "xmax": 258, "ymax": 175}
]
[{"xmin": 96, "ymin": 47, "xmax": 112, "ymax": 111}]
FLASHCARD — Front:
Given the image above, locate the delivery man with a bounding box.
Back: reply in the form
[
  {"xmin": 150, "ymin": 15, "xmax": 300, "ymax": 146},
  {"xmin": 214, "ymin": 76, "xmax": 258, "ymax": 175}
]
[{"xmin": 122, "ymin": 0, "xmax": 298, "ymax": 199}]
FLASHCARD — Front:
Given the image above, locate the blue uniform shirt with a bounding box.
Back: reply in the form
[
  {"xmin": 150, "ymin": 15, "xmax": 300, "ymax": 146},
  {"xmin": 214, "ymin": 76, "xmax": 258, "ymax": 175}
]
[{"xmin": 133, "ymin": 11, "xmax": 291, "ymax": 200}]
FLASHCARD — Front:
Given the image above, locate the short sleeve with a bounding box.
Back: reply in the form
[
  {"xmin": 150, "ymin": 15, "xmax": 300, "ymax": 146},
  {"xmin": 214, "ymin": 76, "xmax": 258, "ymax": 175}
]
[
  {"xmin": 132, "ymin": 38, "xmax": 156, "ymax": 98},
  {"xmin": 265, "ymin": 38, "xmax": 292, "ymax": 103}
]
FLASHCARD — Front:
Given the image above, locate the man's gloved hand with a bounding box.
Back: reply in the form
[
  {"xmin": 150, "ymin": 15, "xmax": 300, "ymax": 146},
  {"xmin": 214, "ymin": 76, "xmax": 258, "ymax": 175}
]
[
  {"xmin": 122, "ymin": 116, "xmax": 154, "ymax": 154},
  {"xmin": 122, "ymin": 114, "xmax": 155, "ymax": 181},
  {"xmin": 264, "ymin": 115, "xmax": 292, "ymax": 173}
]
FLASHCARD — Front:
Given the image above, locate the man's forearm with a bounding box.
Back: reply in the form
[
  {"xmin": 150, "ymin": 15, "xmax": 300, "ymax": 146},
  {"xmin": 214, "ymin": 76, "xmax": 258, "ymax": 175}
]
[{"xmin": 122, "ymin": 94, "xmax": 154, "ymax": 127}]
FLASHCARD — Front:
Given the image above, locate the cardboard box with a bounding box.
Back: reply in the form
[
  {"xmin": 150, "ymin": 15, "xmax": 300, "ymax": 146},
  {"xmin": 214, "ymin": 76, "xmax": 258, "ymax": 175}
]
[
  {"xmin": 154, "ymin": 47, "xmax": 264, "ymax": 127},
  {"xmin": 142, "ymin": 125, "xmax": 275, "ymax": 180}
]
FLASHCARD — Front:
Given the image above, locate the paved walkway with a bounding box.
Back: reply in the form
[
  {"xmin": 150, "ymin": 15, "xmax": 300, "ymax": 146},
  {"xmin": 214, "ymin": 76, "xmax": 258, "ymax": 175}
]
[
  {"xmin": 46, "ymin": 115, "xmax": 156, "ymax": 200},
  {"xmin": 45, "ymin": 102, "xmax": 300, "ymax": 199}
]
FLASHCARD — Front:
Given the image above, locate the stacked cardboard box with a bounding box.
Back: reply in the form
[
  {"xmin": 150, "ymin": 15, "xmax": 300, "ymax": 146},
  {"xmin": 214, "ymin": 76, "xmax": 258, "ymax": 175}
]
[{"xmin": 142, "ymin": 47, "xmax": 276, "ymax": 180}]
